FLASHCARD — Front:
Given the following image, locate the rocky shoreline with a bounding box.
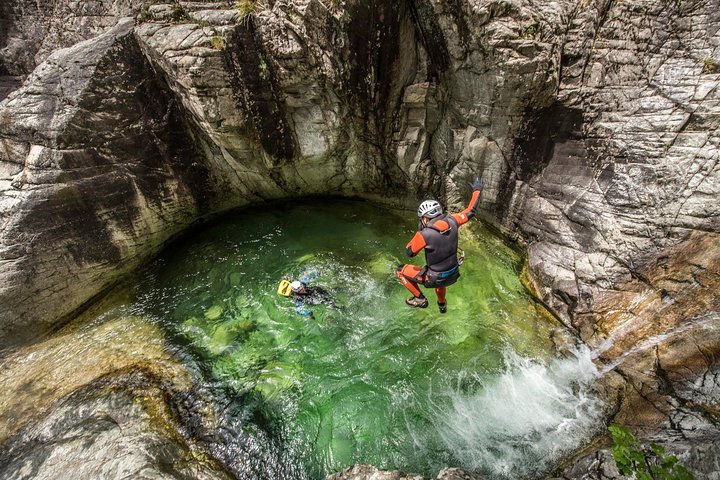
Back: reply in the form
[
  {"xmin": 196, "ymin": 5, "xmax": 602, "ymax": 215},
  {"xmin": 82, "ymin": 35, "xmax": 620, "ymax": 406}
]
[{"xmin": 1, "ymin": 0, "xmax": 718, "ymax": 478}]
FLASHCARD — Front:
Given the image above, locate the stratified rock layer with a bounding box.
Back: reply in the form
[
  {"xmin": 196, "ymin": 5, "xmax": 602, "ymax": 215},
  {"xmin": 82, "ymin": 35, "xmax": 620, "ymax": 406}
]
[{"xmin": 0, "ymin": 0, "xmax": 718, "ymax": 477}]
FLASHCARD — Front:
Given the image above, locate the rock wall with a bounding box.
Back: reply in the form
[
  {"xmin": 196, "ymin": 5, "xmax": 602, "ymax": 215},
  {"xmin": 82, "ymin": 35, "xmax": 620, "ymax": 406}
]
[
  {"xmin": 0, "ymin": 0, "xmax": 144, "ymax": 76},
  {"xmin": 0, "ymin": 20, "xmax": 227, "ymax": 346},
  {"xmin": 0, "ymin": 0, "xmax": 719, "ymax": 476},
  {"xmin": 507, "ymin": 0, "xmax": 720, "ymax": 336}
]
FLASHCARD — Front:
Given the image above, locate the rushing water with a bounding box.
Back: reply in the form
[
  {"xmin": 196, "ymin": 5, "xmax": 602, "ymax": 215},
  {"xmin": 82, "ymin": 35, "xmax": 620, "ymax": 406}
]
[{"xmin": 84, "ymin": 199, "xmax": 604, "ymax": 479}]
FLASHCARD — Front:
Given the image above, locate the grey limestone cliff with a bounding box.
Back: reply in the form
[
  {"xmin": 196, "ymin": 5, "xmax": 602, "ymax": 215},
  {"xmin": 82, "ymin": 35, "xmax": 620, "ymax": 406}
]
[{"xmin": 0, "ymin": 0, "xmax": 719, "ymax": 478}]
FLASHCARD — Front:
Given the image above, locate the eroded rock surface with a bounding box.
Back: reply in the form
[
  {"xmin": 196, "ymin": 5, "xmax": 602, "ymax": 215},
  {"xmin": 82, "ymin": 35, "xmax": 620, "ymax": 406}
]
[
  {"xmin": 0, "ymin": 312, "xmax": 233, "ymax": 479},
  {"xmin": 0, "ymin": 0, "xmax": 719, "ymax": 477},
  {"xmin": 0, "ymin": 0, "xmax": 143, "ymax": 77},
  {"xmin": 0, "ymin": 19, "xmax": 225, "ymax": 347},
  {"xmin": 510, "ymin": 0, "xmax": 720, "ymax": 338},
  {"xmin": 0, "ymin": 378, "xmax": 235, "ymax": 480}
]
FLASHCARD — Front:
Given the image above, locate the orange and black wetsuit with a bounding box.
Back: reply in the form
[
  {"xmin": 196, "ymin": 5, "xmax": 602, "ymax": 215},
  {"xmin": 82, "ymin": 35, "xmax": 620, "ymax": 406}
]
[{"xmin": 395, "ymin": 189, "xmax": 481, "ymax": 307}]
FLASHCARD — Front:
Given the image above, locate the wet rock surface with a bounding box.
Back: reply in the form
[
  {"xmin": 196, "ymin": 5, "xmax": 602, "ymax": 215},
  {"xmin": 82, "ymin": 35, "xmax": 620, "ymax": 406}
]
[
  {"xmin": 0, "ymin": 315, "xmax": 190, "ymax": 443},
  {"xmin": 0, "ymin": 312, "xmax": 233, "ymax": 479},
  {"xmin": 0, "ymin": 378, "xmax": 233, "ymax": 480},
  {"xmin": 0, "ymin": 0, "xmax": 719, "ymax": 478},
  {"xmin": 327, "ymin": 464, "xmax": 485, "ymax": 480},
  {"xmin": 550, "ymin": 232, "xmax": 720, "ymax": 478}
]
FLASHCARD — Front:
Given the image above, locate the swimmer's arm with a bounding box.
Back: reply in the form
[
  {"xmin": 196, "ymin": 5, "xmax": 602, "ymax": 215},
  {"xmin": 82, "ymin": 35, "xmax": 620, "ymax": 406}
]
[{"xmin": 405, "ymin": 231, "xmax": 426, "ymax": 257}]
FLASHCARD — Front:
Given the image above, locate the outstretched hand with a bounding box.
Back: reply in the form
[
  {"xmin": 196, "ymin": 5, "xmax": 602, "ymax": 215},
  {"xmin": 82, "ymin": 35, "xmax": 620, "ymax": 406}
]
[{"xmin": 470, "ymin": 176, "xmax": 484, "ymax": 192}]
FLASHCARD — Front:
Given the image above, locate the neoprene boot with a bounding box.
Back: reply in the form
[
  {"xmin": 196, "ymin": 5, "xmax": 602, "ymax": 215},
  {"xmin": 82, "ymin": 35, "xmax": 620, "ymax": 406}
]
[{"xmin": 406, "ymin": 296, "xmax": 429, "ymax": 308}]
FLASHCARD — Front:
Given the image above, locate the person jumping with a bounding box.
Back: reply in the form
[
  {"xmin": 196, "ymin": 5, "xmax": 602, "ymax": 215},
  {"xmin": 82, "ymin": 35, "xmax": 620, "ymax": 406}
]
[{"xmin": 396, "ymin": 177, "xmax": 483, "ymax": 313}]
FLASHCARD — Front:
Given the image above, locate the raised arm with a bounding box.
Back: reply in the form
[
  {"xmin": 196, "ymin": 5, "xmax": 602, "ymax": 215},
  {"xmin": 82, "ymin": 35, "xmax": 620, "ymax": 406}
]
[{"xmin": 451, "ymin": 177, "xmax": 483, "ymax": 226}]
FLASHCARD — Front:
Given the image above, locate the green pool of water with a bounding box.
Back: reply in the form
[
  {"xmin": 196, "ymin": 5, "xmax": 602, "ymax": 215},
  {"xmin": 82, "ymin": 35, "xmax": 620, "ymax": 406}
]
[{"xmin": 98, "ymin": 198, "xmax": 585, "ymax": 478}]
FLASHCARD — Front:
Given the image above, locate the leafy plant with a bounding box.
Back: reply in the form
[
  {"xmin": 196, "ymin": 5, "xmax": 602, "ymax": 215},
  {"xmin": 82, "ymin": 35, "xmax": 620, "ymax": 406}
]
[
  {"xmin": 137, "ymin": 8, "xmax": 151, "ymax": 23},
  {"xmin": 171, "ymin": 3, "xmax": 188, "ymax": 23},
  {"xmin": 258, "ymin": 58, "xmax": 268, "ymax": 80},
  {"xmin": 522, "ymin": 24, "xmax": 538, "ymax": 39},
  {"xmin": 609, "ymin": 424, "xmax": 695, "ymax": 480}
]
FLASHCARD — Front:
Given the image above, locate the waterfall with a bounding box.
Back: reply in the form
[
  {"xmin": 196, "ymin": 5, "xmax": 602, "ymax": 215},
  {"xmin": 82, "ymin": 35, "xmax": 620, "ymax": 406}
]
[{"xmin": 431, "ymin": 346, "xmax": 604, "ymax": 478}]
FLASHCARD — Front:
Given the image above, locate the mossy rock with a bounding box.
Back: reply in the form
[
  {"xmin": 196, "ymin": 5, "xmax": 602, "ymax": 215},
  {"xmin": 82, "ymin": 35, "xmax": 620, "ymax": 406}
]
[
  {"xmin": 183, "ymin": 316, "xmax": 205, "ymax": 330},
  {"xmin": 207, "ymin": 326, "xmax": 234, "ymax": 355},
  {"xmin": 205, "ymin": 314, "xmax": 257, "ymax": 354},
  {"xmin": 232, "ymin": 315, "xmax": 255, "ymax": 333},
  {"xmin": 180, "ymin": 316, "xmax": 213, "ymax": 342},
  {"xmin": 235, "ymin": 294, "xmax": 252, "ymax": 309},
  {"xmin": 212, "ymin": 344, "xmax": 268, "ymax": 390}
]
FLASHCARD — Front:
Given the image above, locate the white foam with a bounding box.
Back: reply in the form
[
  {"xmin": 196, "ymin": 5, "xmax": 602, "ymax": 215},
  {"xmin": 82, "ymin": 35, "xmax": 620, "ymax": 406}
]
[{"xmin": 431, "ymin": 346, "xmax": 604, "ymax": 478}]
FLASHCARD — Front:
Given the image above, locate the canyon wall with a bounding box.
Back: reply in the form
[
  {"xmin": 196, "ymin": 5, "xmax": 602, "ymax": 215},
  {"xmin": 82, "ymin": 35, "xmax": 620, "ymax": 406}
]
[{"xmin": 1, "ymin": 0, "xmax": 718, "ymax": 476}]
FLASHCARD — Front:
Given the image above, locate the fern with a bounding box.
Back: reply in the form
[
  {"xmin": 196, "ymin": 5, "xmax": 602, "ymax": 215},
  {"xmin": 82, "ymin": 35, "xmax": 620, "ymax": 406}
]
[{"xmin": 609, "ymin": 424, "xmax": 694, "ymax": 480}]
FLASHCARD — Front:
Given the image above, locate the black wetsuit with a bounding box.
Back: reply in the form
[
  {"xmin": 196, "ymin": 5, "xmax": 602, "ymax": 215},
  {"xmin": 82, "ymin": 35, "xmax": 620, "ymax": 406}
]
[
  {"xmin": 292, "ymin": 285, "xmax": 335, "ymax": 316},
  {"xmin": 292, "ymin": 286, "xmax": 334, "ymax": 306}
]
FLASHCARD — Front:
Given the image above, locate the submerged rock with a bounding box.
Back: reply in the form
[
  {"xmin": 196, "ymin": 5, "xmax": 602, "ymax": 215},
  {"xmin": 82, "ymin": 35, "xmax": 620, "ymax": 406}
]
[{"xmin": 0, "ymin": 315, "xmax": 190, "ymax": 442}]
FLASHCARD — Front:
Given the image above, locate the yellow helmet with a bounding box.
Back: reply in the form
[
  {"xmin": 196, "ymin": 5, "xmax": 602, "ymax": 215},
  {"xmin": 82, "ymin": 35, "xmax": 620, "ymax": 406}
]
[{"xmin": 277, "ymin": 279, "xmax": 292, "ymax": 297}]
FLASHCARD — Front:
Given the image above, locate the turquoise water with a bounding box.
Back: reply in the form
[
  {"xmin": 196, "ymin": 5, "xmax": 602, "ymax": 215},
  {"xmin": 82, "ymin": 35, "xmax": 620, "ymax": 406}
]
[{"xmin": 98, "ymin": 199, "xmax": 602, "ymax": 479}]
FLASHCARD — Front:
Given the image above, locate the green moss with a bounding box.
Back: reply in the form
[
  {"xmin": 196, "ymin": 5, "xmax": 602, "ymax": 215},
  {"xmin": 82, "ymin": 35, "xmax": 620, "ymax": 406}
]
[
  {"xmin": 210, "ymin": 35, "xmax": 226, "ymax": 51},
  {"xmin": 702, "ymin": 58, "xmax": 719, "ymax": 74},
  {"xmin": 235, "ymin": 0, "xmax": 259, "ymax": 20}
]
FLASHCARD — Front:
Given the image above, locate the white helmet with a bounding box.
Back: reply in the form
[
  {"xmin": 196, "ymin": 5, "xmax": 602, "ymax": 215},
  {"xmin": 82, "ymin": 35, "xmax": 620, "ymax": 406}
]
[
  {"xmin": 290, "ymin": 280, "xmax": 304, "ymax": 292},
  {"xmin": 417, "ymin": 199, "xmax": 442, "ymax": 218}
]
